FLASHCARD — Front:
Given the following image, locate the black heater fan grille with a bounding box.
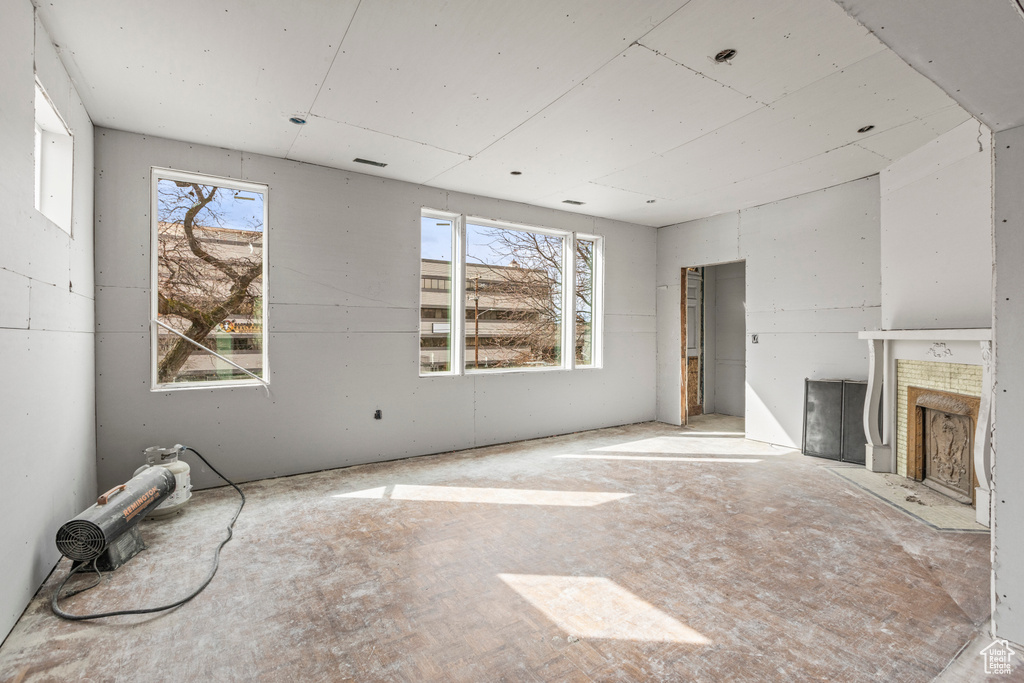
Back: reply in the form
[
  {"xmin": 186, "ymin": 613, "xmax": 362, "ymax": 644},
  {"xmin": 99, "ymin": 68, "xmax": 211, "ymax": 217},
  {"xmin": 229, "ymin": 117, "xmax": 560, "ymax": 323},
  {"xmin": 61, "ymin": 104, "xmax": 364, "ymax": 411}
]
[{"xmin": 56, "ymin": 520, "xmax": 106, "ymax": 561}]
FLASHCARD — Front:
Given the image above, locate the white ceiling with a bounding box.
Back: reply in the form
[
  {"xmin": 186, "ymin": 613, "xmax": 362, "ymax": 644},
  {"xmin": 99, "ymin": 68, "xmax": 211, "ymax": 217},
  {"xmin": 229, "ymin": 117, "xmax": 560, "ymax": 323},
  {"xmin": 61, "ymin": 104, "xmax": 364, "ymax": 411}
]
[
  {"xmin": 35, "ymin": 0, "xmax": 971, "ymax": 227},
  {"xmin": 834, "ymin": 0, "xmax": 1024, "ymax": 134}
]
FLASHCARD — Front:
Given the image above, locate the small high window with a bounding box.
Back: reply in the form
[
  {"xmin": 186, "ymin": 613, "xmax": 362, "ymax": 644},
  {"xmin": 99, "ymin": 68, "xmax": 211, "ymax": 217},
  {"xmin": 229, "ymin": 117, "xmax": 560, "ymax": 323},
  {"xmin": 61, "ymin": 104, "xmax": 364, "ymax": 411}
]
[
  {"xmin": 34, "ymin": 79, "xmax": 73, "ymax": 234},
  {"xmin": 152, "ymin": 169, "xmax": 267, "ymax": 388}
]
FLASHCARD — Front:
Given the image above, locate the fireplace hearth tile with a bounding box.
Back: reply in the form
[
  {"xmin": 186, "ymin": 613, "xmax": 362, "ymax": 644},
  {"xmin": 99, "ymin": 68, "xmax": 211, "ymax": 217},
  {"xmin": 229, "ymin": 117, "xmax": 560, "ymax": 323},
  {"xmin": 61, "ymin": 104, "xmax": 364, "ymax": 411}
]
[{"xmin": 827, "ymin": 466, "xmax": 988, "ymax": 532}]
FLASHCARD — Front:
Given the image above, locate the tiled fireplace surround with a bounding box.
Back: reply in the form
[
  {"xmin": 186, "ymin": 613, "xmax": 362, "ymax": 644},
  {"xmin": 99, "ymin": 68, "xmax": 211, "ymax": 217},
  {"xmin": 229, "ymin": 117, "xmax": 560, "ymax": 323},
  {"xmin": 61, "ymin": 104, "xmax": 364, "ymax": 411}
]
[{"xmin": 859, "ymin": 330, "xmax": 993, "ymax": 527}]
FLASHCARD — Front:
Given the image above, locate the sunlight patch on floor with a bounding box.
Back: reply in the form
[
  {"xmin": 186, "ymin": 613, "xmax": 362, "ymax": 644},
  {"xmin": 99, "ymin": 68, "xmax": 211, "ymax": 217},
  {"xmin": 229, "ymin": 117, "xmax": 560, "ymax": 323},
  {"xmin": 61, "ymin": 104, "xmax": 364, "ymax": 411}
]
[
  {"xmin": 498, "ymin": 574, "xmax": 710, "ymax": 644},
  {"xmin": 678, "ymin": 430, "xmax": 745, "ymax": 437},
  {"xmin": 334, "ymin": 485, "xmax": 631, "ymax": 507},
  {"xmin": 589, "ymin": 436, "xmax": 786, "ymax": 457},
  {"xmin": 553, "ymin": 454, "xmax": 761, "ymax": 463}
]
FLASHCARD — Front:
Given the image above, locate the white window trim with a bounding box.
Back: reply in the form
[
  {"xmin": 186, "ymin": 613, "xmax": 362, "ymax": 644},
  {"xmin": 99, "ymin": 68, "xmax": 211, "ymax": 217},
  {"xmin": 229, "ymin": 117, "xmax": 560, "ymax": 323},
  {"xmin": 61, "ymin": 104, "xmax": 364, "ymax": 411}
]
[
  {"xmin": 420, "ymin": 208, "xmax": 462, "ymax": 377},
  {"xmin": 420, "ymin": 209, "xmax": 604, "ymax": 377},
  {"xmin": 34, "ymin": 77, "xmax": 74, "ymax": 236},
  {"xmin": 150, "ymin": 167, "xmax": 270, "ymax": 391},
  {"xmin": 574, "ymin": 232, "xmax": 604, "ymax": 369}
]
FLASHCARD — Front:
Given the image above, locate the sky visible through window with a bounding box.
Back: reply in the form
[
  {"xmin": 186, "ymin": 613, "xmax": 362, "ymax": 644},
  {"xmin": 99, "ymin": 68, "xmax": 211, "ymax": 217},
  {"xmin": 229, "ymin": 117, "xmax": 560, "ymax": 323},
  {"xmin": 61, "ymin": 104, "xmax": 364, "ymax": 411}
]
[
  {"xmin": 420, "ymin": 216, "xmax": 519, "ymax": 266},
  {"xmin": 421, "ymin": 216, "xmax": 451, "ymax": 260},
  {"xmin": 210, "ymin": 188, "xmax": 263, "ymax": 232},
  {"xmin": 157, "ymin": 179, "xmax": 264, "ymax": 233}
]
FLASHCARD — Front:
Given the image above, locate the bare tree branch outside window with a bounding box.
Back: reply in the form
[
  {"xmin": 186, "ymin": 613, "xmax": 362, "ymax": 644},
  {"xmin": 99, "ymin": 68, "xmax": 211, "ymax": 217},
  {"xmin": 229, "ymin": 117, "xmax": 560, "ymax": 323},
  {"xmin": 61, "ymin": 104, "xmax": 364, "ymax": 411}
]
[
  {"xmin": 465, "ymin": 224, "xmax": 566, "ymax": 370},
  {"xmin": 155, "ymin": 177, "xmax": 265, "ymax": 384}
]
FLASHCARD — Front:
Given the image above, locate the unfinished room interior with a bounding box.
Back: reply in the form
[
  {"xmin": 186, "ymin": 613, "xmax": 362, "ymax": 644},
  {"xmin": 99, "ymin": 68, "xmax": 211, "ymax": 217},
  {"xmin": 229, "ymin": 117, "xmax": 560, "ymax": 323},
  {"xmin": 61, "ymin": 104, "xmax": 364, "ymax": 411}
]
[{"xmin": 3, "ymin": 0, "xmax": 1024, "ymax": 680}]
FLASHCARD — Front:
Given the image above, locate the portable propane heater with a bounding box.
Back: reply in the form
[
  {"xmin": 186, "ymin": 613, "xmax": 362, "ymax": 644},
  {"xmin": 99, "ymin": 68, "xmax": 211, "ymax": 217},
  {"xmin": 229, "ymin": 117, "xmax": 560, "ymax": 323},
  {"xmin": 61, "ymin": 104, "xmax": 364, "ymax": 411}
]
[{"xmin": 55, "ymin": 465, "xmax": 175, "ymax": 571}]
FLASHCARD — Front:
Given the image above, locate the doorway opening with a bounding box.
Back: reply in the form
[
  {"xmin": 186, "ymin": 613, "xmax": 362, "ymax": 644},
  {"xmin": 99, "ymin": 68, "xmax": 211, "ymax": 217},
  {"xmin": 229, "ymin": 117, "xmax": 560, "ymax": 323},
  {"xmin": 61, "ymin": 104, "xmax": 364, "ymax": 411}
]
[{"xmin": 680, "ymin": 262, "xmax": 746, "ymax": 426}]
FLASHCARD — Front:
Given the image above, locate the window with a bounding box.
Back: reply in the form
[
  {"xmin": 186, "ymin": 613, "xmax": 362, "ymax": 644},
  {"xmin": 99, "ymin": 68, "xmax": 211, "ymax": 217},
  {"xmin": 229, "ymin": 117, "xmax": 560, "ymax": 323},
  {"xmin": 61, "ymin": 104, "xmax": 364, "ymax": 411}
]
[
  {"xmin": 575, "ymin": 238, "xmax": 598, "ymax": 367},
  {"xmin": 34, "ymin": 79, "xmax": 73, "ymax": 234},
  {"xmin": 420, "ymin": 209, "xmax": 602, "ymax": 375},
  {"xmin": 466, "ymin": 220, "xmax": 564, "ymax": 371},
  {"xmin": 152, "ymin": 169, "xmax": 267, "ymax": 388},
  {"xmin": 420, "ymin": 210, "xmax": 457, "ymax": 373}
]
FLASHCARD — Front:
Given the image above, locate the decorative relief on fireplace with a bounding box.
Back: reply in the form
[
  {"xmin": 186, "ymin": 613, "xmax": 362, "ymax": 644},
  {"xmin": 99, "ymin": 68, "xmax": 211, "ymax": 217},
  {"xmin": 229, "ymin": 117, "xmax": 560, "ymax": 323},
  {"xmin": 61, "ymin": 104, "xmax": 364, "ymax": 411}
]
[
  {"xmin": 927, "ymin": 342, "xmax": 954, "ymax": 359},
  {"xmin": 907, "ymin": 386, "xmax": 979, "ymax": 505}
]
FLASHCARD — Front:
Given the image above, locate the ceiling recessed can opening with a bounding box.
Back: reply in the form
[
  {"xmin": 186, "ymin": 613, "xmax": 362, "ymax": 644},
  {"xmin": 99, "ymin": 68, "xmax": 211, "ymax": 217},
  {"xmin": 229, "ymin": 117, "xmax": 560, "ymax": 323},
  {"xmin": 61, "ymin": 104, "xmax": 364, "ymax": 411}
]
[
  {"xmin": 510, "ymin": 171, "xmax": 522, "ymax": 176},
  {"xmin": 714, "ymin": 49, "xmax": 737, "ymax": 63},
  {"xmin": 353, "ymin": 158, "xmax": 388, "ymax": 168},
  {"xmin": 562, "ymin": 200, "xmax": 585, "ymax": 206},
  {"xmin": 288, "ymin": 116, "xmax": 307, "ymax": 125},
  {"xmin": 858, "ymin": 125, "xmax": 875, "ymax": 133},
  {"xmin": 646, "ymin": 199, "xmax": 656, "ymax": 204}
]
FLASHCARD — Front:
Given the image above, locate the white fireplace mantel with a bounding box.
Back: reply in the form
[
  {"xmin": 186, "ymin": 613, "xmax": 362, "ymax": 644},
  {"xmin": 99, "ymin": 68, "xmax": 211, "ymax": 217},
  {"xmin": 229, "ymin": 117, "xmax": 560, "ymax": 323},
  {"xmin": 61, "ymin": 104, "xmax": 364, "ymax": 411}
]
[
  {"xmin": 858, "ymin": 329, "xmax": 991, "ymax": 341},
  {"xmin": 858, "ymin": 328, "xmax": 993, "ymax": 527}
]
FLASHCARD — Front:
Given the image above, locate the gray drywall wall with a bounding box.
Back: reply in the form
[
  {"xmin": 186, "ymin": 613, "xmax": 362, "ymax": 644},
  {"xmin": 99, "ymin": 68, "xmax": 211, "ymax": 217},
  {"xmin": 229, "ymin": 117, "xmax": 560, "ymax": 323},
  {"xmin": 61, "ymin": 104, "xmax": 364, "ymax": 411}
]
[
  {"xmin": 993, "ymin": 123, "xmax": 1024, "ymax": 645},
  {"xmin": 657, "ymin": 177, "xmax": 881, "ymax": 445},
  {"xmin": 880, "ymin": 120, "xmax": 993, "ymax": 329},
  {"xmin": 0, "ymin": 4, "xmax": 96, "ymax": 641},
  {"xmin": 93, "ymin": 128, "xmax": 657, "ymax": 492},
  {"xmin": 713, "ymin": 262, "xmax": 746, "ymax": 417}
]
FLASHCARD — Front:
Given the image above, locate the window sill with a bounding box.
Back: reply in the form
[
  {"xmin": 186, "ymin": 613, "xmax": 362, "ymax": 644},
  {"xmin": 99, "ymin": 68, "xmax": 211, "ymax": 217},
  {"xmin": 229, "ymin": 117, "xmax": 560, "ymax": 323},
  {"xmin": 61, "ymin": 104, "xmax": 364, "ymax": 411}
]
[
  {"xmin": 151, "ymin": 379, "xmax": 267, "ymax": 392},
  {"xmin": 420, "ymin": 364, "xmax": 602, "ymax": 378}
]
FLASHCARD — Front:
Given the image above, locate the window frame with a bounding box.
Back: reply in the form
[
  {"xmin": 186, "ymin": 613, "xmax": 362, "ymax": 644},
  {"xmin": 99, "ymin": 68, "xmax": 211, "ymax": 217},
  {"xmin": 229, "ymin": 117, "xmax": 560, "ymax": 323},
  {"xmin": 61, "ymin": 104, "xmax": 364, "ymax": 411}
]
[
  {"xmin": 573, "ymin": 232, "xmax": 604, "ymax": 369},
  {"xmin": 419, "ymin": 208, "xmax": 603, "ymax": 377},
  {"xmin": 150, "ymin": 167, "xmax": 270, "ymax": 391},
  {"xmin": 34, "ymin": 77, "xmax": 74, "ymax": 235}
]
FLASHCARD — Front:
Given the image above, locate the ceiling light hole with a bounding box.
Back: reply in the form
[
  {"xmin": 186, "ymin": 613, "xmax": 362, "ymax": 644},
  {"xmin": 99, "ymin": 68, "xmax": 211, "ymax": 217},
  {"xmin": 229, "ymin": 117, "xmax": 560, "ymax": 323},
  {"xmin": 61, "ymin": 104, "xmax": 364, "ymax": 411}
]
[
  {"xmin": 510, "ymin": 171, "xmax": 522, "ymax": 176},
  {"xmin": 646, "ymin": 200, "xmax": 656, "ymax": 204},
  {"xmin": 714, "ymin": 49, "xmax": 737, "ymax": 63},
  {"xmin": 562, "ymin": 200, "xmax": 585, "ymax": 206},
  {"xmin": 288, "ymin": 116, "xmax": 307, "ymax": 125},
  {"xmin": 858, "ymin": 125, "xmax": 875, "ymax": 133}
]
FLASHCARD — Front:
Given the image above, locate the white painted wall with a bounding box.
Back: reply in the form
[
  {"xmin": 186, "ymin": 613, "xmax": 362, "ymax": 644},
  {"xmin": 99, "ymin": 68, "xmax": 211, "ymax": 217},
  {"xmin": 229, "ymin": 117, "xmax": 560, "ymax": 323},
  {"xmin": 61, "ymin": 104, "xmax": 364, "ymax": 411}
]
[
  {"xmin": 993, "ymin": 123, "xmax": 1024, "ymax": 645},
  {"xmin": 93, "ymin": 128, "xmax": 657, "ymax": 492},
  {"xmin": 657, "ymin": 177, "xmax": 881, "ymax": 446},
  {"xmin": 0, "ymin": 4, "xmax": 96, "ymax": 641},
  {"xmin": 880, "ymin": 120, "xmax": 993, "ymax": 330},
  {"xmin": 712, "ymin": 262, "xmax": 746, "ymax": 417}
]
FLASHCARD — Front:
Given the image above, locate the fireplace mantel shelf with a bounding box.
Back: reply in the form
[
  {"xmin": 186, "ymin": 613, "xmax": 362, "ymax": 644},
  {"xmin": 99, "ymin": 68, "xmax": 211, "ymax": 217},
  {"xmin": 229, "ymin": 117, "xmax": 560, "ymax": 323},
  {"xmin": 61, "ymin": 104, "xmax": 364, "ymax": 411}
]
[{"xmin": 858, "ymin": 328, "xmax": 991, "ymax": 341}]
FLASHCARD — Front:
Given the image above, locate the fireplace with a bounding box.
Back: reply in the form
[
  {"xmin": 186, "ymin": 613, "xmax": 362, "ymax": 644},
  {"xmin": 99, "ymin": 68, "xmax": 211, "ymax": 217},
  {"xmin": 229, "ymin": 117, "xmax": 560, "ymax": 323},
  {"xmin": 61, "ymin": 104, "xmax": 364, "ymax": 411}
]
[
  {"xmin": 858, "ymin": 329, "xmax": 993, "ymax": 527},
  {"xmin": 906, "ymin": 387, "xmax": 980, "ymax": 505}
]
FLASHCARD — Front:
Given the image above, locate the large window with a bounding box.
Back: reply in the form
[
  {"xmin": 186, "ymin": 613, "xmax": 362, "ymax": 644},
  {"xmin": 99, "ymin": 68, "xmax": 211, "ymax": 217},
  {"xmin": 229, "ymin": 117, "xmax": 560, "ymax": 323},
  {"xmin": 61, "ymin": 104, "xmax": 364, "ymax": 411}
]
[
  {"xmin": 152, "ymin": 169, "xmax": 267, "ymax": 388},
  {"xmin": 420, "ymin": 210, "xmax": 602, "ymax": 375}
]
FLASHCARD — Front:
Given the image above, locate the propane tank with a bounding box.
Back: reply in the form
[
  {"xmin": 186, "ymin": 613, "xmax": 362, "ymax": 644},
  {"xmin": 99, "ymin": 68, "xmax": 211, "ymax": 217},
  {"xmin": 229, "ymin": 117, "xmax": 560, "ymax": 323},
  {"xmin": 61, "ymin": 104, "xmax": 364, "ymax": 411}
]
[{"xmin": 136, "ymin": 445, "xmax": 192, "ymax": 518}]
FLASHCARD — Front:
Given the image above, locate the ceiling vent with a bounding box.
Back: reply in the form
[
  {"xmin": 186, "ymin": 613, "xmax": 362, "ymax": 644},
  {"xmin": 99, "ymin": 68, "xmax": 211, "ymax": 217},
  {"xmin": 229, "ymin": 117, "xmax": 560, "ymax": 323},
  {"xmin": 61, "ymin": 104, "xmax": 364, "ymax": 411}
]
[{"xmin": 353, "ymin": 158, "xmax": 388, "ymax": 168}]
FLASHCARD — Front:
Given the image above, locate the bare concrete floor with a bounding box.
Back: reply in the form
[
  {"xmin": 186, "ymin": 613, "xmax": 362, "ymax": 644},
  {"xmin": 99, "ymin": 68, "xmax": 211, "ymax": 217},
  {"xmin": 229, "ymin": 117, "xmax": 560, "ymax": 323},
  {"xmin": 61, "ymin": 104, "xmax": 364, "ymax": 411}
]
[{"xmin": 0, "ymin": 419, "xmax": 1004, "ymax": 682}]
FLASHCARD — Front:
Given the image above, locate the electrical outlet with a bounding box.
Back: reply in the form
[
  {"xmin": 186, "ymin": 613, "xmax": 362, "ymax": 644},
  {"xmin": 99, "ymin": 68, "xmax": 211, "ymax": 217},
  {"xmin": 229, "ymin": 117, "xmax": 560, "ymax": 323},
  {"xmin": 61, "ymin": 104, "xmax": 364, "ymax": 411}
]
[{"xmin": 374, "ymin": 409, "xmax": 382, "ymax": 420}]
